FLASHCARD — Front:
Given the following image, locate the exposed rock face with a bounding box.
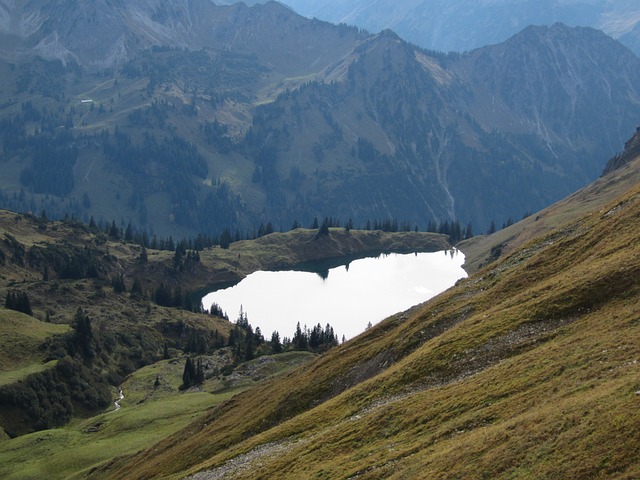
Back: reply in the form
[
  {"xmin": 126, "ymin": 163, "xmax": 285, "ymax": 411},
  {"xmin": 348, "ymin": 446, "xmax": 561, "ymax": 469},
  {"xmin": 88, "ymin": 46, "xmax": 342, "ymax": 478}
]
[
  {"xmin": 602, "ymin": 127, "xmax": 640, "ymax": 175},
  {"xmin": 0, "ymin": 0, "xmax": 363, "ymax": 71}
]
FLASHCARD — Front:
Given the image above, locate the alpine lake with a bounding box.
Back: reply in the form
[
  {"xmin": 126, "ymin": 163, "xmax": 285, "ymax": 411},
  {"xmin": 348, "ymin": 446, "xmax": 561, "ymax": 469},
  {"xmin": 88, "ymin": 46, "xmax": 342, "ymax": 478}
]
[{"xmin": 202, "ymin": 250, "xmax": 467, "ymax": 341}]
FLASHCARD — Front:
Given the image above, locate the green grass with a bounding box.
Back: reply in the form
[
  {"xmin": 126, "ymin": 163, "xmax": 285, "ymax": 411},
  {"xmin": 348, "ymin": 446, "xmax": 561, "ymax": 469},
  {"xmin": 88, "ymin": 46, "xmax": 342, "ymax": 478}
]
[
  {"xmin": 0, "ymin": 392, "xmax": 219, "ymax": 480},
  {"xmin": 0, "ymin": 349, "xmax": 314, "ymax": 480},
  {"xmin": 0, "ymin": 359, "xmax": 60, "ymax": 386},
  {"xmin": 0, "ymin": 309, "xmax": 68, "ymax": 384}
]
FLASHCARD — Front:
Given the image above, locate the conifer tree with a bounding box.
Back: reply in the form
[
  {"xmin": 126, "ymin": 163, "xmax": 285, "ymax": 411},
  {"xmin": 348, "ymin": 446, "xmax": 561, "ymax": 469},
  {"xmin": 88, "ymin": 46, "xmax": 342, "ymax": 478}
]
[
  {"xmin": 4, "ymin": 290, "xmax": 33, "ymax": 316},
  {"xmin": 195, "ymin": 358, "xmax": 205, "ymax": 385},
  {"xmin": 270, "ymin": 331, "xmax": 282, "ymax": 353},
  {"xmin": 180, "ymin": 357, "xmax": 196, "ymax": 390}
]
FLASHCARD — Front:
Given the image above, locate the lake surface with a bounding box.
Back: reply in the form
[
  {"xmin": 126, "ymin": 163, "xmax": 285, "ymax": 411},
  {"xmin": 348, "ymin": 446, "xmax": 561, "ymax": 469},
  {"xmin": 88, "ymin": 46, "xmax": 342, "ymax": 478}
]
[{"xmin": 202, "ymin": 250, "xmax": 467, "ymax": 341}]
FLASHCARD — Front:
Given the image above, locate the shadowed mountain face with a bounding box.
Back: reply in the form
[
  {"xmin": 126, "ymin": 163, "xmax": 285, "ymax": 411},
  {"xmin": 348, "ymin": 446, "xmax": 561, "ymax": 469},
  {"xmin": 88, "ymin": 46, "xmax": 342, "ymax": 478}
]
[{"xmin": 0, "ymin": 1, "xmax": 639, "ymax": 237}]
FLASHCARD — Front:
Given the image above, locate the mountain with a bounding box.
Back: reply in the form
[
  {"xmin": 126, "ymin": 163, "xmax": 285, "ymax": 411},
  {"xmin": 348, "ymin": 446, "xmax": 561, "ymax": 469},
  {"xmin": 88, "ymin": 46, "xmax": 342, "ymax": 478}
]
[
  {"xmin": 0, "ymin": 0, "xmax": 360, "ymax": 72},
  {"xmin": 281, "ymin": 0, "xmax": 640, "ymax": 57},
  {"xmin": 81, "ymin": 119, "xmax": 640, "ymax": 480},
  {"xmin": 1, "ymin": 1, "xmax": 640, "ymax": 239}
]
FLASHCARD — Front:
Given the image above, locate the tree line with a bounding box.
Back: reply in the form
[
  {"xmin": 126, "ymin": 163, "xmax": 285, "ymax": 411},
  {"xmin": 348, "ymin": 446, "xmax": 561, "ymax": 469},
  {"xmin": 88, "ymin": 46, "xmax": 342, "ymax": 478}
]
[
  {"xmin": 4, "ymin": 290, "xmax": 32, "ymax": 316},
  {"xmin": 179, "ymin": 308, "xmax": 340, "ymax": 390}
]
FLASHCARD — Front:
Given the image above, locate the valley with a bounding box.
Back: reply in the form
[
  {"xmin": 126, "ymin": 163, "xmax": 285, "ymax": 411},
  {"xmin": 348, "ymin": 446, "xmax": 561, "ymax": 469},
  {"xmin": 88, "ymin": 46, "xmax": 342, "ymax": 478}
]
[
  {"xmin": 0, "ymin": 130, "xmax": 637, "ymax": 479},
  {"xmin": 0, "ymin": 1, "xmax": 639, "ymax": 478}
]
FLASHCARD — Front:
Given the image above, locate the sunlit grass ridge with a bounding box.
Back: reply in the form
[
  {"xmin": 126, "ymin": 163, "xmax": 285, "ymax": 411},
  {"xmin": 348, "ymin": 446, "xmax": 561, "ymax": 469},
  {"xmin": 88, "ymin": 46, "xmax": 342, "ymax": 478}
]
[{"xmin": 94, "ymin": 183, "xmax": 640, "ymax": 478}]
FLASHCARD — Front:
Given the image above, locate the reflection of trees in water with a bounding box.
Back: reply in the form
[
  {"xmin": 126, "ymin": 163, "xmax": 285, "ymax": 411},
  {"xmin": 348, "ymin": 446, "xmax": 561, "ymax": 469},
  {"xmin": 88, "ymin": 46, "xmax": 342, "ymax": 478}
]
[{"xmin": 316, "ymin": 268, "xmax": 329, "ymax": 280}]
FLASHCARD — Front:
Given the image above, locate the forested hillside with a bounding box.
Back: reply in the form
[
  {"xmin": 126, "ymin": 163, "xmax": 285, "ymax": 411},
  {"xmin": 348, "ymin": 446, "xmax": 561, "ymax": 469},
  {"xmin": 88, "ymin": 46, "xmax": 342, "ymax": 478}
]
[{"xmin": 0, "ymin": 205, "xmax": 447, "ymax": 437}]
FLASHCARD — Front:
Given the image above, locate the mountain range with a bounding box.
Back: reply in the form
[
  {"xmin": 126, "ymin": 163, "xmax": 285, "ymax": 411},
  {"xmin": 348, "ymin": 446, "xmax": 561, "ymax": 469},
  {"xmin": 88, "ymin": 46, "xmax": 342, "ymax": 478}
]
[
  {"xmin": 280, "ymin": 0, "xmax": 640, "ymax": 57},
  {"xmin": 1, "ymin": 0, "xmax": 639, "ymax": 239}
]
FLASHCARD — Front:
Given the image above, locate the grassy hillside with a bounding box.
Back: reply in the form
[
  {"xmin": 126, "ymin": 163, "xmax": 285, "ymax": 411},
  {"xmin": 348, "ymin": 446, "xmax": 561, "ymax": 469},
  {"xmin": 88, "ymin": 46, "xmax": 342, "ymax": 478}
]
[
  {"xmin": 90, "ymin": 167, "xmax": 640, "ymax": 478},
  {"xmin": 0, "ymin": 309, "xmax": 68, "ymax": 385},
  {"xmin": 0, "ymin": 351, "xmax": 315, "ymax": 480},
  {"xmin": 0, "ymin": 213, "xmax": 446, "ymax": 439}
]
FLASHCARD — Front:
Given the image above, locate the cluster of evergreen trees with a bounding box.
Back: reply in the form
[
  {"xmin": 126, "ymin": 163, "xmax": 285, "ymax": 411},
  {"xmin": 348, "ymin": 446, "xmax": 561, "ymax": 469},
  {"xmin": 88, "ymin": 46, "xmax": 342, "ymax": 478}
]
[
  {"xmin": 426, "ymin": 219, "xmax": 474, "ymax": 243},
  {"xmin": 0, "ymin": 307, "xmax": 113, "ymax": 434},
  {"xmin": 154, "ymin": 283, "xmax": 198, "ymax": 310},
  {"xmin": 178, "ymin": 312, "xmax": 341, "ymax": 391},
  {"xmin": 183, "ymin": 329, "xmax": 226, "ymax": 354},
  {"xmin": 4, "ymin": 290, "xmax": 32, "ymax": 316},
  {"xmin": 290, "ymin": 322, "xmax": 339, "ymax": 352},
  {"xmin": 27, "ymin": 242, "xmax": 101, "ymax": 281},
  {"xmin": 227, "ymin": 309, "xmax": 340, "ymax": 362},
  {"xmin": 179, "ymin": 357, "xmax": 205, "ymax": 390}
]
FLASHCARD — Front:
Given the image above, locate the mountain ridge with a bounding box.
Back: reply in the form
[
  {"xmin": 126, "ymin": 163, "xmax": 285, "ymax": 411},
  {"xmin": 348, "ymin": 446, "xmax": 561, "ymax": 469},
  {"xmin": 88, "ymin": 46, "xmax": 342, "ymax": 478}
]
[{"xmin": 281, "ymin": 0, "xmax": 640, "ymax": 57}]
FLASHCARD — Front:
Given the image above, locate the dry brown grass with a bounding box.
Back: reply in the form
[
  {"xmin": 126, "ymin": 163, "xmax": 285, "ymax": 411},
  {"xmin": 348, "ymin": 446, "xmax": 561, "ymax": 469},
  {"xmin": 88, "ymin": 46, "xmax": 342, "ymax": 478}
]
[{"xmin": 92, "ymin": 180, "xmax": 640, "ymax": 479}]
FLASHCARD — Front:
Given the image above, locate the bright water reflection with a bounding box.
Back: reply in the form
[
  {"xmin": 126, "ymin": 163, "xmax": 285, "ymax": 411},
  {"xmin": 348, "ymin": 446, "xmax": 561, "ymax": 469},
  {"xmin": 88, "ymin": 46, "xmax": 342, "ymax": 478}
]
[{"xmin": 202, "ymin": 250, "xmax": 467, "ymax": 341}]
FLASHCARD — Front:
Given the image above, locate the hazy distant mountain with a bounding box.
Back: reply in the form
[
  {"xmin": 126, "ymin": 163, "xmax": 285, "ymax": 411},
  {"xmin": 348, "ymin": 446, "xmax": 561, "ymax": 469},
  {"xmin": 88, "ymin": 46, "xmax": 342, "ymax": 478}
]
[
  {"xmin": 281, "ymin": 0, "xmax": 640, "ymax": 56},
  {"xmin": 1, "ymin": 0, "xmax": 640, "ymax": 238}
]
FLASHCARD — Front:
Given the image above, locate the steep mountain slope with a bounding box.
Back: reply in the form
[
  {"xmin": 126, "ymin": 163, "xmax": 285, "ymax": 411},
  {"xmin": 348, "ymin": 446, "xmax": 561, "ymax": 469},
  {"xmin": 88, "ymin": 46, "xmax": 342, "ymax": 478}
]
[
  {"xmin": 282, "ymin": 0, "xmax": 640, "ymax": 56},
  {"xmin": 1, "ymin": 2, "xmax": 640, "ymax": 238},
  {"xmin": 234, "ymin": 24, "xmax": 640, "ymax": 229},
  {"xmin": 92, "ymin": 132, "xmax": 640, "ymax": 479}
]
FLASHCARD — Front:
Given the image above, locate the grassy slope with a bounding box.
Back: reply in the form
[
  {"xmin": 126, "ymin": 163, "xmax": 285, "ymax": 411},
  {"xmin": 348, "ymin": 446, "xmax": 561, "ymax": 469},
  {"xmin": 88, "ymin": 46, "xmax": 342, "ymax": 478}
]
[
  {"xmin": 0, "ymin": 213, "xmax": 448, "ymax": 475},
  {"xmin": 95, "ymin": 175, "xmax": 640, "ymax": 478},
  {"xmin": 0, "ymin": 309, "xmax": 69, "ymax": 385},
  {"xmin": 0, "ymin": 351, "xmax": 316, "ymax": 480}
]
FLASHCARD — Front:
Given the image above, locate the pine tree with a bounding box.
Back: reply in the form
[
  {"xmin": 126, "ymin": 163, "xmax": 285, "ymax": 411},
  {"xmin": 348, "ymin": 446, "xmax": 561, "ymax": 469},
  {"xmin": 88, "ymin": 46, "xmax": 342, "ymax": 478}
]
[
  {"xmin": 195, "ymin": 358, "xmax": 205, "ymax": 384},
  {"xmin": 5, "ymin": 290, "xmax": 33, "ymax": 316},
  {"xmin": 130, "ymin": 278, "xmax": 143, "ymax": 298},
  {"xmin": 270, "ymin": 331, "xmax": 282, "ymax": 353},
  {"xmin": 111, "ymin": 273, "xmax": 126, "ymax": 293},
  {"xmin": 139, "ymin": 245, "xmax": 148, "ymax": 263},
  {"xmin": 465, "ymin": 223, "xmax": 474, "ymax": 239},
  {"xmin": 72, "ymin": 308, "xmax": 95, "ymax": 362},
  {"xmin": 293, "ymin": 322, "xmax": 308, "ymax": 350},
  {"xmin": 180, "ymin": 357, "xmax": 196, "ymax": 390},
  {"xmin": 109, "ymin": 220, "xmax": 120, "ymax": 239},
  {"xmin": 124, "ymin": 223, "xmax": 133, "ymax": 242}
]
